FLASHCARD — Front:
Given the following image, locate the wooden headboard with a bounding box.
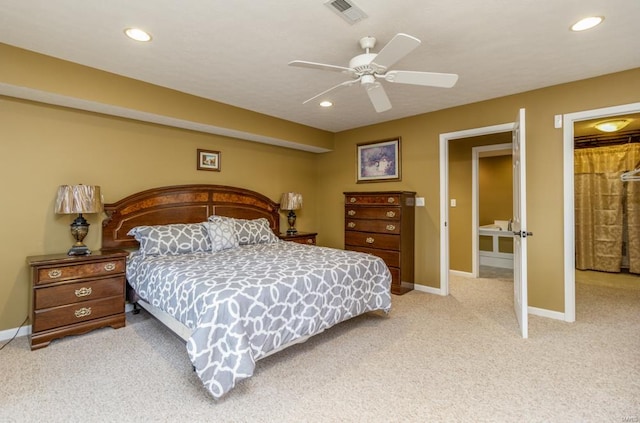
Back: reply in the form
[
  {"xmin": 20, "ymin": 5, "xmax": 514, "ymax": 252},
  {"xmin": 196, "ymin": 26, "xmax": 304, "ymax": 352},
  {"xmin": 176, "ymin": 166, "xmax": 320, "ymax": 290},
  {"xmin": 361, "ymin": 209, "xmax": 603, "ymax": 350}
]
[{"xmin": 102, "ymin": 184, "xmax": 280, "ymax": 250}]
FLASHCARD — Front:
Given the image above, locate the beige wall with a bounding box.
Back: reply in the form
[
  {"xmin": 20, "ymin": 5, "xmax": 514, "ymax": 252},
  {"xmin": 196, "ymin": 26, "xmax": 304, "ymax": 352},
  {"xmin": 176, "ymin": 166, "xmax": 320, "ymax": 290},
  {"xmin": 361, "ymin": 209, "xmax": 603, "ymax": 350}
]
[
  {"xmin": 2, "ymin": 42, "xmax": 640, "ymax": 332},
  {"xmin": 0, "ymin": 96, "xmax": 322, "ymax": 331},
  {"xmin": 479, "ymin": 155, "xmax": 513, "ymax": 227},
  {"xmin": 448, "ymin": 133, "xmax": 512, "ymax": 272},
  {"xmin": 316, "ymin": 67, "xmax": 640, "ymax": 315}
]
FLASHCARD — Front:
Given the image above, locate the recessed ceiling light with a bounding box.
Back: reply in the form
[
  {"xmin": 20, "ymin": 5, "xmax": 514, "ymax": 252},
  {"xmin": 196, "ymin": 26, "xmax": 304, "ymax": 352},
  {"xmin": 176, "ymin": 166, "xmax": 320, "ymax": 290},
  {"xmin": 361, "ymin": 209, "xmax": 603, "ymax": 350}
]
[
  {"xmin": 571, "ymin": 16, "xmax": 604, "ymax": 32},
  {"xmin": 594, "ymin": 119, "xmax": 631, "ymax": 132},
  {"xmin": 124, "ymin": 28, "xmax": 152, "ymax": 42},
  {"xmin": 320, "ymin": 101, "xmax": 333, "ymax": 108}
]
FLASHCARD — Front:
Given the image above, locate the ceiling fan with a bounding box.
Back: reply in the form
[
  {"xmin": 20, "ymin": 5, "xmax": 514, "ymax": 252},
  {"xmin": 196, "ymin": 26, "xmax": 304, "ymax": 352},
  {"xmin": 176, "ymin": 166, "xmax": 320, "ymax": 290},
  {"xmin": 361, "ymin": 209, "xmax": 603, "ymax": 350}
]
[{"xmin": 288, "ymin": 33, "xmax": 459, "ymax": 113}]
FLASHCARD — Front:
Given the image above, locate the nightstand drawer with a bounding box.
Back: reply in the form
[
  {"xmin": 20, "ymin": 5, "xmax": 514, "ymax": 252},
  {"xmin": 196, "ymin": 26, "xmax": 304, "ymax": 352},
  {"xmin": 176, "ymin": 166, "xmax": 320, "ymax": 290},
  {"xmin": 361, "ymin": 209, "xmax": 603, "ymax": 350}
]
[
  {"xmin": 36, "ymin": 259, "xmax": 125, "ymax": 285},
  {"xmin": 35, "ymin": 276, "xmax": 125, "ymax": 309},
  {"xmin": 33, "ymin": 296, "xmax": 124, "ymax": 333}
]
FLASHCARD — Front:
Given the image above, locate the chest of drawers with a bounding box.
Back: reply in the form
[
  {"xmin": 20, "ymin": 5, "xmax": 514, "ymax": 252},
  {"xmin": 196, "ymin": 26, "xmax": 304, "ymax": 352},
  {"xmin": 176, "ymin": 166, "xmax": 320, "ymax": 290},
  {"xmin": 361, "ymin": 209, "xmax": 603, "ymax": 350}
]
[
  {"xmin": 26, "ymin": 250, "xmax": 128, "ymax": 350},
  {"xmin": 344, "ymin": 191, "xmax": 415, "ymax": 295}
]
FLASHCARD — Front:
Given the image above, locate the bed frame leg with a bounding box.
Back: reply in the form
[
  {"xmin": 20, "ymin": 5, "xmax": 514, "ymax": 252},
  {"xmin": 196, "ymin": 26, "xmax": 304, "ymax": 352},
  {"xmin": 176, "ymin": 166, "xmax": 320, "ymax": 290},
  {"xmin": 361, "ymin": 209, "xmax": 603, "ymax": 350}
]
[{"xmin": 132, "ymin": 303, "xmax": 141, "ymax": 315}]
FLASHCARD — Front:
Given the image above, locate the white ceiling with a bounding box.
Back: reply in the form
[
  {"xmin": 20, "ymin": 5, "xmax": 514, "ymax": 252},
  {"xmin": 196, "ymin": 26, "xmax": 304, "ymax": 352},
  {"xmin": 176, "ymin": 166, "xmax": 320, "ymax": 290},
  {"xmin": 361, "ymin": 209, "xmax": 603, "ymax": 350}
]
[{"xmin": 1, "ymin": 0, "xmax": 639, "ymax": 133}]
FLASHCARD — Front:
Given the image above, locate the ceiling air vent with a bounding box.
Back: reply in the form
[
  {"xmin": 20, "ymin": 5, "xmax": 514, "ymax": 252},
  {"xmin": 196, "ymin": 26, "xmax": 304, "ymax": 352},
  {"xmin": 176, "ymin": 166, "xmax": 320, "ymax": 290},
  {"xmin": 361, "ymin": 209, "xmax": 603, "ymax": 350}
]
[{"xmin": 325, "ymin": 0, "xmax": 368, "ymax": 24}]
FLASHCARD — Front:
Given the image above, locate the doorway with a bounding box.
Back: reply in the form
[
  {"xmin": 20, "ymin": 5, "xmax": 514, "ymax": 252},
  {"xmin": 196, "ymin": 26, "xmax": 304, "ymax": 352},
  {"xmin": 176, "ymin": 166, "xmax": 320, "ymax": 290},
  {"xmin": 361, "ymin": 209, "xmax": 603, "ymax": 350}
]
[
  {"xmin": 439, "ymin": 122, "xmax": 514, "ymax": 296},
  {"xmin": 562, "ymin": 102, "xmax": 640, "ymax": 322}
]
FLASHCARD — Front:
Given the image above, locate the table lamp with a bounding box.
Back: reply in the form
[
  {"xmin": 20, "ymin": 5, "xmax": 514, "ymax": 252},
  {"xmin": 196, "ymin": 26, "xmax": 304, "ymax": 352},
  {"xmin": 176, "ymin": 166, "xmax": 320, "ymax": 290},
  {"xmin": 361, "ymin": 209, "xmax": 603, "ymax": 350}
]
[
  {"xmin": 279, "ymin": 192, "xmax": 303, "ymax": 235},
  {"xmin": 55, "ymin": 185, "xmax": 103, "ymax": 256}
]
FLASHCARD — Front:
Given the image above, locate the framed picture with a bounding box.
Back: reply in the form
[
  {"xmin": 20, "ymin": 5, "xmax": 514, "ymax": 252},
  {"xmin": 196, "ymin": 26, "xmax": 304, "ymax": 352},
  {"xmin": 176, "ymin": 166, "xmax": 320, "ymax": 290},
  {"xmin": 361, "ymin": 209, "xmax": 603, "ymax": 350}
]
[
  {"xmin": 197, "ymin": 149, "xmax": 221, "ymax": 172},
  {"xmin": 356, "ymin": 137, "xmax": 401, "ymax": 183}
]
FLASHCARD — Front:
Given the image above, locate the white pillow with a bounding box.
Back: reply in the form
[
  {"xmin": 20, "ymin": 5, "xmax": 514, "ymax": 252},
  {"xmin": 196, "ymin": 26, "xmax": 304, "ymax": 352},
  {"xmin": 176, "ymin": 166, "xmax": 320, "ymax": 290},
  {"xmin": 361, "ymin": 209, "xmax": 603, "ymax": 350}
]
[{"xmin": 204, "ymin": 220, "xmax": 239, "ymax": 252}]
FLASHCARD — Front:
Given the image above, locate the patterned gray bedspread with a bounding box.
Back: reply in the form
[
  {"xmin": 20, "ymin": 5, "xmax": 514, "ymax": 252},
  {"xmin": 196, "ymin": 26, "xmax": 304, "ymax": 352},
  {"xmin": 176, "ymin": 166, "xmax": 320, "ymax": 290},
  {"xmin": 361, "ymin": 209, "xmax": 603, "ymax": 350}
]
[{"xmin": 126, "ymin": 241, "xmax": 392, "ymax": 399}]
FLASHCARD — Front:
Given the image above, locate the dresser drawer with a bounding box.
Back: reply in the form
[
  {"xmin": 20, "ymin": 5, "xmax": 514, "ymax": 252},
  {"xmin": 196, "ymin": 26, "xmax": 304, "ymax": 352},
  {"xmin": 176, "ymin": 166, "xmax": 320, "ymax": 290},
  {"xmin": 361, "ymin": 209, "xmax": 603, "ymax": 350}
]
[
  {"xmin": 345, "ymin": 193, "xmax": 402, "ymax": 205},
  {"xmin": 35, "ymin": 276, "xmax": 125, "ymax": 309},
  {"xmin": 33, "ymin": 296, "xmax": 124, "ymax": 333},
  {"xmin": 345, "ymin": 219, "xmax": 401, "ymax": 234},
  {"xmin": 345, "ymin": 206, "xmax": 401, "ymax": 220},
  {"xmin": 345, "ymin": 245, "xmax": 400, "ymax": 268},
  {"xmin": 36, "ymin": 259, "xmax": 125, "ymax": 285},
  {"xmin": 345, "ymin": 231, "xmax": 400, "ymax": 250}
]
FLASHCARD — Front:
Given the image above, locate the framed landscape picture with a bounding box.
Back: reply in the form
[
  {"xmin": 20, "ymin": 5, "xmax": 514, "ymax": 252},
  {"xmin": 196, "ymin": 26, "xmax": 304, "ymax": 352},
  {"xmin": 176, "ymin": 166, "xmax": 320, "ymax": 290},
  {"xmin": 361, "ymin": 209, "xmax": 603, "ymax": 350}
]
[
  {"xmin": 356, "ymin": 137, "xmax": 401, "ymax": 183},
  {"xmin": 197, "ymin": 149, "xmax": 221, "ymax": 172}
]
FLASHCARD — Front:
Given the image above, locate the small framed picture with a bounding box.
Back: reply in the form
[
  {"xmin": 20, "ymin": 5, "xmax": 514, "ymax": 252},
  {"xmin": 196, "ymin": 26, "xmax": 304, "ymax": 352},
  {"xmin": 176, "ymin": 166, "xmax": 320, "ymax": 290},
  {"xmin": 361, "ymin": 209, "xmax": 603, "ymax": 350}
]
[
  {"xmin": 197, "ymin": 149, "xmax": 221, "ymax": 172},
  {"xmin": 356, "ymin": 137, "xmax": 401, "ymax": 183}
]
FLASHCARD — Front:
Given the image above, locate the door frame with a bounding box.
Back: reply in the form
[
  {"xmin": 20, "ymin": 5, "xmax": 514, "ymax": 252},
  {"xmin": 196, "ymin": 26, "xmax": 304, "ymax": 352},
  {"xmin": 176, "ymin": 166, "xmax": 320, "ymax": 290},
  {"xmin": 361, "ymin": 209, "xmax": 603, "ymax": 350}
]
[
  {"xmin": 472, "ymin": 143, "xmax": 513, "ymax": 278},
  {"xmin": 439, "ymin": 122, "xmax": 515, "ymax": 296},
  {"xmin": 562, "ymin": 101, "xmax": 640, "ymax": 322}
]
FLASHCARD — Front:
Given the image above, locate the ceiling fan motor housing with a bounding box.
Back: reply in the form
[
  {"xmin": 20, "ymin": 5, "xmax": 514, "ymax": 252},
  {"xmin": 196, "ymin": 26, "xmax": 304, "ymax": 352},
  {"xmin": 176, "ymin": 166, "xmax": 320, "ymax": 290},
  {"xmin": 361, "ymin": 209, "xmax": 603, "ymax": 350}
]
[{"xmin": 349, "ymin": 53, "xmax": 378, "ymax": 75}]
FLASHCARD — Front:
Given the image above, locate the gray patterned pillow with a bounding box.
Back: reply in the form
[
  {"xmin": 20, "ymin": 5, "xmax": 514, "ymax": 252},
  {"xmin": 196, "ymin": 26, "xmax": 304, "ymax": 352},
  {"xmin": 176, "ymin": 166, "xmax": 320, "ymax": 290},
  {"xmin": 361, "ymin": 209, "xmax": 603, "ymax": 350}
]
[
  {"xmin": 127, "ymin": 223, "xmax": 211, "ymax": 255},
  {"xmin": 208, "ymin": 216, "xmax": 279, "ymax": 245},
  {"xmin": 204, "ymin": 220, "xmax": 239, "ymax": 252}
]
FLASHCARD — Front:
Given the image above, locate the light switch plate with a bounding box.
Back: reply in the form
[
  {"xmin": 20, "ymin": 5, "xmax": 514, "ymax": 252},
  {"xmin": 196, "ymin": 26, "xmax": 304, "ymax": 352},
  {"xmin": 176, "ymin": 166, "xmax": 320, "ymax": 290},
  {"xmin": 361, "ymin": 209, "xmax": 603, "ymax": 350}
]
[{"xmin": 415, "ymin": 197, "xmax": 425, "ymax": 207}]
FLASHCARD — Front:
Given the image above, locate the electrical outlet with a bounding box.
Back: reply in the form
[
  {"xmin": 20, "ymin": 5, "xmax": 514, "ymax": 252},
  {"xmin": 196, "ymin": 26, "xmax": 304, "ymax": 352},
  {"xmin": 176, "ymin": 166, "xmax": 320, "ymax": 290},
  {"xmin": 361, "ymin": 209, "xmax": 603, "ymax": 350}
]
[{"xmin": 450, "ymin": 199, "xmax": 457, "ymax": 207}]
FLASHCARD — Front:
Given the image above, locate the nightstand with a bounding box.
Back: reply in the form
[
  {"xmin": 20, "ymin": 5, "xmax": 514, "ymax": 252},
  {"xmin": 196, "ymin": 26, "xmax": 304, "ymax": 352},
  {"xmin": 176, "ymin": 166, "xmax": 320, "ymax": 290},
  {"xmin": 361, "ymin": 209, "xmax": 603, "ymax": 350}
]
[
  {"xmin": 278, "ymin": 232, "xmax": 317, "ymax": 245},
  {"xmin": 26, "ymin": 249, "xmax": 128, "ymax": 350}
]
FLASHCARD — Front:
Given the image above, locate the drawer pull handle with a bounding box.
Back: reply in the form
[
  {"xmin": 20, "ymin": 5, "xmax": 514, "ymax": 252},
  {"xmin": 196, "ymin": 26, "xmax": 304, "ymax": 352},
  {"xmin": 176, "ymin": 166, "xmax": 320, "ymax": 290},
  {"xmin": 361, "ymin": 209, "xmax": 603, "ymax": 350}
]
[
  {"xmin": 48, "ymin": 269, "xmax": 62, "ymax": 279},
  {"xmin": 347, "ymin": 222, "xmax": 356, "ymax": 228},
  {"xmin": 74, "ymin": 307, "xmax": 92, "ymax": 318},
  {"xmin": 386, "ymin": 211, "xmax": 396, "ymax": 218},
  {"xmin": 386, "ymin": 224, "xmax": 396, "ymax": 231},
  {"xmin": 104, "ymin": 262, "xmax": 116, "ymax": 272},
  {"xmin": 347, "ymin": 210, "xmax": 356, "ymax": 216},
  {"xmin": 75, "ymin": 287, "xmax": 92, "ymax": 297},
  {"xmin": 350, "ymin": 197, "xmax": 356, "ymax": 203},
  {"xmin": 388, "ymin": 197, "xmax": 396, "ymax": 203},
  {"xmin": 306, "ymin": 239, "xmax": 314, "ymax": 244},
  {"xmin": 365, "ymin": 237, "xmax": 375, "ymax": 244}
]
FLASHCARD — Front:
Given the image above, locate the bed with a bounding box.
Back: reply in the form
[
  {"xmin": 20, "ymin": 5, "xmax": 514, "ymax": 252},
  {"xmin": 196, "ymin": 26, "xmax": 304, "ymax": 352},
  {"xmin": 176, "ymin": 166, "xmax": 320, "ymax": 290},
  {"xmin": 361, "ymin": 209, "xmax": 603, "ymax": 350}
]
[{"xmin": 101, "ymin": 184, "xmax": 392, "ymax": 399}]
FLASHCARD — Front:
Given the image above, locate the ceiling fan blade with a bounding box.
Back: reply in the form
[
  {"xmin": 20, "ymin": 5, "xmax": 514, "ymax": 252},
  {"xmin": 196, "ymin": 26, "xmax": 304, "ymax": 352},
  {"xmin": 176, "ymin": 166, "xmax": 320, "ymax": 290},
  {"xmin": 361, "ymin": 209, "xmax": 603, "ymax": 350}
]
[
  {"xmin": 370, "ymin": 33, "xmax": 421, "ymax": 72},
  {"xmin": 288, "ymin": 60, "xmax": 354, "ymax": 74},
  {"xmin": 366, "ymin": 82, "xmax": 392, "ymax": 113},
  {"xmin": 383, "ymin": 70, "xmax": 459, "ymax": 88},
  {"xmin": 302, "ymin": 79, "xmax": 359, "ymax": 104}
]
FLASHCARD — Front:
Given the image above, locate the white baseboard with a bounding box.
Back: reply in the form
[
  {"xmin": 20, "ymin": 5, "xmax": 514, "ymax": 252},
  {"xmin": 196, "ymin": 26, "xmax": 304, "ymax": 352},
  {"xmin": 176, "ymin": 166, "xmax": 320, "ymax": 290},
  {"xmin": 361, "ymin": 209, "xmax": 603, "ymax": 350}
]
[
  {"xmin": 0, "ymin": 324, "xmax": 31, "ymax": 342},
  {"xmin": 528, "ymin": 306, "xmax": 565, "ymax": 321},
  {"xmin": 449, "ymin": 270, "xmax": 474, "ymax": 278},
  {"xmin": 414, "ymin": 283, "xmax": 446, "ymax": 296}
]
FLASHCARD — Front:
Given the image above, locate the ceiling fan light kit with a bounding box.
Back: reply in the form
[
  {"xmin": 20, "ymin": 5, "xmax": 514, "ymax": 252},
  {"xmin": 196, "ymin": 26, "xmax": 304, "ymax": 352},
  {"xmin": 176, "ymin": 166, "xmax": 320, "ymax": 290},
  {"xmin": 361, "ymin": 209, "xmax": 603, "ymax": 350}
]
[{"xmin": 289, "ymin": 33, "xmax": 458, "ymax": 112}]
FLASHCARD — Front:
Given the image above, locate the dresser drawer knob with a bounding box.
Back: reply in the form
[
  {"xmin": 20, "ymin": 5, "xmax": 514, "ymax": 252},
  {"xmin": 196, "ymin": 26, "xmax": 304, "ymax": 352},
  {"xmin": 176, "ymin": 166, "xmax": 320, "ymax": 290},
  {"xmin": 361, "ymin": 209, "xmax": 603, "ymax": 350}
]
[
  {"xmin": 388, "ymin": 197, "xmax": 395, "ymax": 203},
  {"xmin": 386, "ymin": 224, "xmax": 396, "ymax": 231},
  {"xmin": 347, "ymin": 222, "xmax": 356, "ymax": 228},
  {"xmin": 386, "ymin": 211, "xmax": 396, "ymax": 218},
  {"xmin": 48, "ymin": 269, "xmax": 62, "ymax": 279},
  {"xmin": 74, "ymin": 307, "xmax": 92, "ymax": 318},
  {"xmin": 347, "ymin": 210, "xmax": 356, "ymax": 216},
  {"xmin": 350, "ymin": 197, "xmax": 356, "ymax": 203},
  {"xmin": 104, "ymin": 262, "xmax": 116, "ymax": 272},
  {"xmin": 365, "ymin": 237, "xmax": 375, "ymax": 244},
  {"xmin": 75, "ymin": 287, "xmax": 92, "ymax": 297},
  {"xmin": 306, "ymin": 239, "xmax": 314, "ymax": 244}
]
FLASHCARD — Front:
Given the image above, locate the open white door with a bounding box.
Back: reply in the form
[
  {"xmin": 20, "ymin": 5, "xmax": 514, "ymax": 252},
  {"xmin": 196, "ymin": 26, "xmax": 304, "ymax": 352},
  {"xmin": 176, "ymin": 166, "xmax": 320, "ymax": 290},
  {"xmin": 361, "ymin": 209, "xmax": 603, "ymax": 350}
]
[{"xmin": 512, "ymin": 108, "xmax": 529, "ymax": 338}]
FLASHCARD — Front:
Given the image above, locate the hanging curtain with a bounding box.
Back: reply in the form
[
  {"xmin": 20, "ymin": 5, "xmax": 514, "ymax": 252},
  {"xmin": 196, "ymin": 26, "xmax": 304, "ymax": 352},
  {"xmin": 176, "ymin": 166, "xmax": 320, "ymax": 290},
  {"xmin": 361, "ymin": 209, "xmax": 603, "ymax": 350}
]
[{"xmin": 574, "ymin": 143, "xmax": 640, "ymax": 273}]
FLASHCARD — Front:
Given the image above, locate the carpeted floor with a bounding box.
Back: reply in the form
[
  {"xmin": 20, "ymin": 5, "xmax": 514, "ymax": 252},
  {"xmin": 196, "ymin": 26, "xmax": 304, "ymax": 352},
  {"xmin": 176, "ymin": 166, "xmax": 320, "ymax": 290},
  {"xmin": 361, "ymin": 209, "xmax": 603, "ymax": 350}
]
[{"xmin": 1, "ymin": 273, "xmax": 638, "ymax": 422}]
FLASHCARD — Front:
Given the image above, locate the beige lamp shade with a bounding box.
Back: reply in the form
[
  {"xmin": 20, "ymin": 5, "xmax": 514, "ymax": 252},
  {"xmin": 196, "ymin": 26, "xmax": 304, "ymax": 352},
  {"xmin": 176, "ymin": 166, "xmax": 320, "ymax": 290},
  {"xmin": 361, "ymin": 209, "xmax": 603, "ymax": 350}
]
[
  {"xmin": 280, "ymin": 192, "xmax": 303, "ymax": 210},
  {"xmin": 55, "ymin": 185, "xmax": 103, "ymax": 214}
]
